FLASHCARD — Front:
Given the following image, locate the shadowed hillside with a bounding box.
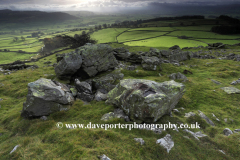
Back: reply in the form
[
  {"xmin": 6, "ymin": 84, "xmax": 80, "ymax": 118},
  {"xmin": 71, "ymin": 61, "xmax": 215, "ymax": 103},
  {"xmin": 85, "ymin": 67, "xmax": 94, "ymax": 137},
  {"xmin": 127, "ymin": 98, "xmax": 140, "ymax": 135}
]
[{"xmin": 0, "ymin": 9, "xmax": 78, "ymax": 23}]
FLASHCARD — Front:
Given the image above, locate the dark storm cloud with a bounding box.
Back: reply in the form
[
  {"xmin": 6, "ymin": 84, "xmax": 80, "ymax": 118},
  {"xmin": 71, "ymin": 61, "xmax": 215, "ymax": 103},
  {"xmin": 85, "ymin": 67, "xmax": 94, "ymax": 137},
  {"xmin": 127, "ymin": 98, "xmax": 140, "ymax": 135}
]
[{"xmin": 0, "ymin": 0, "xmax": 240, "ymax": 11}]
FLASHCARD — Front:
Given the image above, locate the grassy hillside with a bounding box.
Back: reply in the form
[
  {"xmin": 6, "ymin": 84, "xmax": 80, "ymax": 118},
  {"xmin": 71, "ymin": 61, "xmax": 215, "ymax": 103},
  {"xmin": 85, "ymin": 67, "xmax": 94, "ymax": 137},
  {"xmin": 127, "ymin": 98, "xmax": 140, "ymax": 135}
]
[{"xmin": 0, "ymin": 16, "xmax": 240, "ymax": 159}]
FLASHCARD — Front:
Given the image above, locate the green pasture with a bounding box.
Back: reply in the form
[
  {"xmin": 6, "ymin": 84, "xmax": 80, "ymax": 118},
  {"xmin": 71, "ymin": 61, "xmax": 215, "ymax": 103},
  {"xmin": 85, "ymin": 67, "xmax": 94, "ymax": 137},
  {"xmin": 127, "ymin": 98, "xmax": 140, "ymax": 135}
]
[
  {"xmin": 168, "ymin": 31, "xmax": 240, "ymax": 40},
  {"xmin": 0, "ymin": 47, "xmax": 240, "ymax": 159},
  {"xmin": 129, "ymin": 27, "xmax": 175, "ymax": 32},
  {"xmin": 197, "ymin": 39, "xmax": 240, "ymax": 45},
  {"xmin": 0, "ymin": 52, "xmax": 35, "ymax": 64},
  {"xmin": 118, "ymin": 31, "xmax": 169, "ymax": 43},
  {"xmin": 124, "ymin": 36, "xmax": 208, "ymax": 48},
  {"xmin": 92, "ymin": 28, "xmax": 129, "ymax": 44},
  {"xmin": 172, "ymin": 25, "xmax": 216, "ymax": 31}
]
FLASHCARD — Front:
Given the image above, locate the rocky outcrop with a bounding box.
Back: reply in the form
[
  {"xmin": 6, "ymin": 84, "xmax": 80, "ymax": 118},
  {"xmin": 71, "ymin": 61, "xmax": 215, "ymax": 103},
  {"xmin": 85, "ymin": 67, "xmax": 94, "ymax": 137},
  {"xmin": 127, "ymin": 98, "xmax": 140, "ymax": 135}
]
[
  {"xmin": 169, "ymin": 51, "xmax": 191, "ymax": 62},
  {"xmin": 55, "ymin": 44, "xmax": 118, "ymax": 80},
  {"xmin": 21, "ymin": 78, "xmax": 74, "ymax": 118},
  {"xmin": 106, "ymin": 79, "xmax": 185, "ymax": 123}
]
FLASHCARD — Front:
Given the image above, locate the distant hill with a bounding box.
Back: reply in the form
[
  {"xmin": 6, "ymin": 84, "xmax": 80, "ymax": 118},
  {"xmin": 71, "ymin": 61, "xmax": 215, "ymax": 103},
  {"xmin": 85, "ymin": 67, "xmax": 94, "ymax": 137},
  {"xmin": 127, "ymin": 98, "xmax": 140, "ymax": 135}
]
[
  {"xmin": 63, "ymin": 11, "xmax": 96, "ymax": 17},
  {"xmin": 0, "ymin": 9, "xmax": 78, "ymax": 23}
]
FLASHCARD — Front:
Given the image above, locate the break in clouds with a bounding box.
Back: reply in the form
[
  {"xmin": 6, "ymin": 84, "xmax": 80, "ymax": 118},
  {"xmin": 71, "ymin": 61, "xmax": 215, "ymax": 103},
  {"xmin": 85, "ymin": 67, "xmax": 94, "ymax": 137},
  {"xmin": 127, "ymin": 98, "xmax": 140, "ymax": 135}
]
[{"xmin": 0, "ymin": 0, "xmax": 240, "ymax": 11}]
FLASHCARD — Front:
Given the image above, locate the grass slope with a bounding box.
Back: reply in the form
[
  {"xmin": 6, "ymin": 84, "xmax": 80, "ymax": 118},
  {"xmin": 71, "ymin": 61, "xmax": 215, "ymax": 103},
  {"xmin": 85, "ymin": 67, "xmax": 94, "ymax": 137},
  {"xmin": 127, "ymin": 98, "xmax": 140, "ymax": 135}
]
[{"xmin": 0, "ymin": 48, "xmax": 240, "ymax": 159}]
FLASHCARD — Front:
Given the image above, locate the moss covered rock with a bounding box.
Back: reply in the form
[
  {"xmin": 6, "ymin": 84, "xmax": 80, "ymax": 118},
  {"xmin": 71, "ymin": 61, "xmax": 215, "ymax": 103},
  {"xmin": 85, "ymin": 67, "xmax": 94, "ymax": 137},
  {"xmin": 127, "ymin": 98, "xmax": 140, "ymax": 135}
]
[{"xmin": 106, "ymin": 79, "xmax": 185, "ymax": 123}]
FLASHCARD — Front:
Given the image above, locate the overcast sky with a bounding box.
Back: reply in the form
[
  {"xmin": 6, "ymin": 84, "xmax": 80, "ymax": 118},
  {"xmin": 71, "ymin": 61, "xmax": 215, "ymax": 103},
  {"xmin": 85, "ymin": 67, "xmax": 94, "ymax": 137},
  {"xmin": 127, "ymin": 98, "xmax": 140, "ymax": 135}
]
[{"xmin": 0, "ymin": 0, "xmax": 240, "ymax": 12}]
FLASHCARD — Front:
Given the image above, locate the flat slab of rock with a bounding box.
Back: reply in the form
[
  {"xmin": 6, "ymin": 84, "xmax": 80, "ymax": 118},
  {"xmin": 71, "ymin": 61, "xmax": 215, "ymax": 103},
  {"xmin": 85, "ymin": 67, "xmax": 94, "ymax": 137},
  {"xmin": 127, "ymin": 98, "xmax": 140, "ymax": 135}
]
[
  {"xmin": 211, "ymin": 79, "xmax": 221, "ymax": 85},
  {"xmin": 21, "ymin": 78, "xmax": 74, "ymax": 118},
  {"xmin": 184, "ymin": 112, "xmax": 196, "ymax": 118},
  {"xmin": 221, "ymin": 87, "xmax": 240, "ymax": 94},
  {"xmin": 106, "ymin": 79, "xmax": 185, "ymax": 123},
  {"xmin": 156, "ymin": 134, "xmax": 174, "ymax": 153}
]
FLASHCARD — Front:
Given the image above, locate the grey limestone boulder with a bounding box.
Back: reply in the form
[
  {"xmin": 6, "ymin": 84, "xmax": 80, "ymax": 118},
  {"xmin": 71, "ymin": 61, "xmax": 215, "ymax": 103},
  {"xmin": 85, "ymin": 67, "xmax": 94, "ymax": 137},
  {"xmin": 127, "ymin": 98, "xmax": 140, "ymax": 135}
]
[
  {"xmin": 106, "ymin": 79, "xmax": 185, "ymax": 123},
  {"xmin": 75, "ymin": 44, "xmax": 118, "ymax": 77},
  {"xmin": 55, "ymin": 51, "xmax": 82, "ymax": 80},
  {"xmin": 21, "ymin": 78, "xmax": 74, "ymax": 118}
]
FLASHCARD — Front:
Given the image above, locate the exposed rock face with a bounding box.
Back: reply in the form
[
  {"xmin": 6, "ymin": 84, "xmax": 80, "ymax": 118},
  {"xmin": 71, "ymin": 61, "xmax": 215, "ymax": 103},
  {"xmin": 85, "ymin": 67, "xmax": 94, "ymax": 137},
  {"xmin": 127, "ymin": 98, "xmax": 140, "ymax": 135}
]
[
  {"xmin": 147, "ymin": 48, "xmax": 162, "ymax": 58},
  {"xmin": 21, "ymin": 78, "xmax": 74, "ymax": 118},
  {"xmin": 55, "ymin": 51, "xmax": 82, "ymax": 80},
  {"xmin": 156, "ymin": 134, "xmax": 174, "ymax": 153},
  {"xmin": 75, "ymin": 44, "xmax": 118, "ymax": 77},
  {"xmin": 141, "ymin": 56, "xmax": 161, "ymax": 71},
  {"xmin": 169, "ymin": 72, "xmax": 188, "ymax": 82},
  {"xmin": 75, "ymin": 79, "xmax": 94, "ymax": 102},
  {"xmin": 106, "ymin": 79, "xmax": 185, "ymax": 123}
]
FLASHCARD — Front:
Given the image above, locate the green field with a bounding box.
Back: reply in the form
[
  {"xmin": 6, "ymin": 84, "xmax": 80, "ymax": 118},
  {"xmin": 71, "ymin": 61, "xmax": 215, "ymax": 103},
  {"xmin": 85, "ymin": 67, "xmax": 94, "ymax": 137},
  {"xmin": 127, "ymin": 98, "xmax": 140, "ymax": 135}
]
[
  {"xmin": 92, "ymin": 28, "xmax": 129, "ymax": 43},
  {"xmin": 124, "ymin": 36, "xmax": 208, "ymax": 48},
  {"xmin": 118, "ymin": 30, "xmax": 169, "ymax": 43},
  {"xmin": 0, "ymin": 52, "xmax": 34, "ymax": 64},
  {"xmin": 168, "ymin": 31, "xmax": 240, "ymax": 40}
]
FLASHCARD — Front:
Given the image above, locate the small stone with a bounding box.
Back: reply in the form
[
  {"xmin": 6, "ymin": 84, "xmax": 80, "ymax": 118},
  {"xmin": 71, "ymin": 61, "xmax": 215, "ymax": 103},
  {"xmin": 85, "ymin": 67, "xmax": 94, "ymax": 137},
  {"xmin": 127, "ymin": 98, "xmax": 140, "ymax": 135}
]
[
  {"xmin": 10, "ymin": 145, "xmax": 20, "ymax": 154},
  {"xmin": 134, "ymin": 138, "xmax": 145, "ymax": 145},
  {"xmin": 198, "ymin": 110, "xmax": 215, "ymax": 126},
  {"xmin": 224, "ymin": 118, "xmax": 227, "ymax": 123},
  {"xmin": 223, "ymin": 128, "xmax": 233, "ymax": 136},
  {"xmin": 159, "ymin": 73, "xmax": 162, "ymax": 76},
  {"xmin": 40, "ymin": 116, "xmax": 47, "ymax": 121},
  {"xmin": 211, "ymin": 79, "xmax": 221, "ymax": 85},
  {"xmin": 219, "ymin": 150, "xmax": 225, "ymax": 154},
  {"xmin": 184, "ymin": 112, "xmax": 196, "ymax": 118},
  {"xmin": 0, "ymin": 98, "xmax": 3, "ymax": 101},
  {"xmin": 98, "ymin": 154, "xmax": 111, "ymax": 160},
  {"xmin": 172, "ymin": 109, "xmax": 180, "ymax": 113},
  {"xmin": 183, "ymin": 136, "xmax": 190, "ymax": 139}
]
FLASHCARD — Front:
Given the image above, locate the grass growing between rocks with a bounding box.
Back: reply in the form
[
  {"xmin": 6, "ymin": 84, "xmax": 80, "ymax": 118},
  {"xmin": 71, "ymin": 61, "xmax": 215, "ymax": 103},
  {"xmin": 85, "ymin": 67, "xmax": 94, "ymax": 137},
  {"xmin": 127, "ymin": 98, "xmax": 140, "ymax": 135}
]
[{"xmin": 0, "ymin": 45, "xmax": 240, "ymax": 159}]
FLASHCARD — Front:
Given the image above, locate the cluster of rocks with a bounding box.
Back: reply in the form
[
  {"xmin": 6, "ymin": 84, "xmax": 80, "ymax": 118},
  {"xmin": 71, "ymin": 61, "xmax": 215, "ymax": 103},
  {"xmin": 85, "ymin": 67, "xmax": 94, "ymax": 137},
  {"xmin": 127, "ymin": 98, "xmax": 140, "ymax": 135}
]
[{"xmin": 230, "ymin": 78, "xmax": 240, "ymax": 85}]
